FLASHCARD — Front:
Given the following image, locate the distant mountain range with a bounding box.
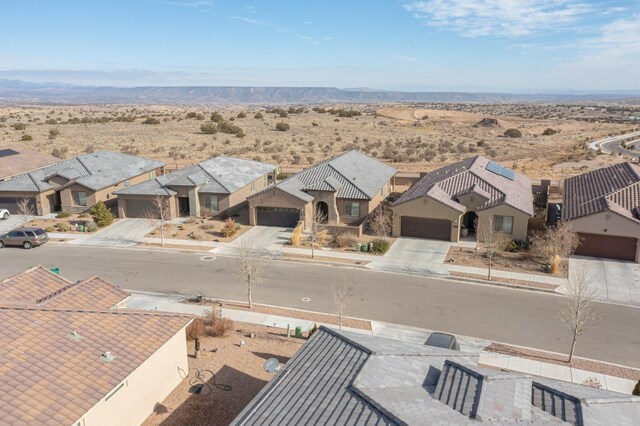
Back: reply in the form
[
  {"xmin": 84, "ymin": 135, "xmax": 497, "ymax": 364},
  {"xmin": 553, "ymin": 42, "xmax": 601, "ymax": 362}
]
[{"xmin": 1, "ymin": 79, "xmax": 639, "ymax": 105}]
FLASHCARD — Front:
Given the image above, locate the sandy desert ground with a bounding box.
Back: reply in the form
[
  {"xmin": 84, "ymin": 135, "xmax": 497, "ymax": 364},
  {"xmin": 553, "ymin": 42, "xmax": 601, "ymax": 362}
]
[{"xmin": 1, "ymin": 103, "xmax": 638, "ymax": 179}]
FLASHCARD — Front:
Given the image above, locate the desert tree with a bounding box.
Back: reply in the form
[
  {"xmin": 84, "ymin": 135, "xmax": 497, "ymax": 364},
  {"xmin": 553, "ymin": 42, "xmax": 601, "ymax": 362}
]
[
  {"xmin": 559, "ymin": 268, "xmax": 598, "ymax": 363},
  {"xmin": 479, "ymin": 216, "xmax": 508, "ymax": 281},
  {"xmin": 16, "ymin": 198, "xmax": 35, "ymax": 226},
  {"xmin": 144, "ymin": 195, "xmax": 171, "ymax": 247},
  {"xmin": 309, "ymin": 205, "xmax": 329, "ymax": 259},
  {"xmin": 233, "ymin": 240, "xmax": 268, "ymax": 309},
  {"xmin": 333, "ymin": 279, "xmax": 353, "ymax": 331},
  {"xmin": 531, "ymin": 222, "xmax": 580, "ymax": 274}
]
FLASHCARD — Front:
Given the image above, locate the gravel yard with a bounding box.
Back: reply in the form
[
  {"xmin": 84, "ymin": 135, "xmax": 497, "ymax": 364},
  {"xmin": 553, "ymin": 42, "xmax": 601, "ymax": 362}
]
[{"xmin": 143, "ymin": 323, "xmax": 304, "ymax": 426}]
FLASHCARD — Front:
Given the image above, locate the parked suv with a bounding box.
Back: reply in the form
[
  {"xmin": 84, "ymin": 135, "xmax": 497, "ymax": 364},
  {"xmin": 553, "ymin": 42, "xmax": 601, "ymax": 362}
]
[
  {"xmin": 0, "ymin": 227, "xmax": 49, "ymax": 249},
  {"xmin": 0, "ymin": 209, "xmax": 9, "ymax": 220}
]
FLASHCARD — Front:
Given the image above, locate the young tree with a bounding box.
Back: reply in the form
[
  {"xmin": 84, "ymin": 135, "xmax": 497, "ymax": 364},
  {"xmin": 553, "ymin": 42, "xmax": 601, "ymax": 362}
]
[
  {"xmin": 309, "ymin": 205, "xmax": 328, "ymax": 259},
  {"xmin": 144, "ymin": 195, "xmax": 171, "ymax": 247},
  {"xmin": 479, "ymin": 216, "xmax": 508, "ymax": 281},
  {"xmin": 333, "ymin": 280, "xmax": 353, "ymax": 331},
  {"xmin": 16, "ymin": 198, "xmax": 35, "ymax": 226},
  {"xmin": 368, "ymin": 201, "xmax": 392, "ymax": 239},
  {"xmin": 233, "ymin": 241, "xmax": 268, "ymax": 309},
  {"xmin": 559, "ymin": 269, "xmax": 598, "ymax": 363},
  {"xmin": 531, "ymin": 222, "xmax": 580, "ymax": 274}
]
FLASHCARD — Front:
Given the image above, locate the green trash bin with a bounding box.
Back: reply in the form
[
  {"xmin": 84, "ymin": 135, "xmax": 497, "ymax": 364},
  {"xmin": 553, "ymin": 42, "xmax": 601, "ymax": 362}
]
[
  {"xmin": 50, "ymin": 267, "xmax": 60, "ymax": 275},
  {"xmin": 356, "ymin": 243, "xmax": 362, "ymax": 252},
  {"xmin": 361, "ymin": 244, "xmax": 368, "ymax": 252},
  {"xmin": 78, "ymin": 224, "xmax": 85, "ymax": 232},
  {"xmin": 295, "ymin": 326, "xmax": 303, "ymax": 338}
]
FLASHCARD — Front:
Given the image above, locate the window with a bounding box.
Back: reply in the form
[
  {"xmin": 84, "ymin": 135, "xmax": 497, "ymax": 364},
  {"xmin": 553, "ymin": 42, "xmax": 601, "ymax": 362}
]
[
  {"xmin": 493, "ymin": 215, "xmax": 513, "ymax": 234},
  {"xmin": 344, "ymin": 202, "xmax": 360, "ymax": 217},
  {"xmin": 72, "ymin": 191, "xmax": 87, "ymax": 207},
  {"xmin": 204, "ymin": 195, "xmax": 219, "ymax": 212}
]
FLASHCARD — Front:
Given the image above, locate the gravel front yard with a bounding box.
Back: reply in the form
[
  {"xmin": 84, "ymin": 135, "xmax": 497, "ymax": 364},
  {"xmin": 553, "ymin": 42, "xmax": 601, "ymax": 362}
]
[{"xmin": 143, "ymin": 323, "xmax": 304, "ymax": 426}]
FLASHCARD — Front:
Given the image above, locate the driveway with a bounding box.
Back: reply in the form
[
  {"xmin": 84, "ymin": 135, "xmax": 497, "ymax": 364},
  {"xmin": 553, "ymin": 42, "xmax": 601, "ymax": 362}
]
[
  {"xmin": 212, "ymin": 225, "xmax": 291, "ymax": 256},
  {"xmin": 565, "ymin": 257, "xmax": 640, "ymax": 306},
  {"xmin": 0, "ymin": 216, "xmax": 22, "ymax": 233},
  {"xmin": 69, "ymin": 218, "xmax": 155, "ymax": 248},
  {"xmin": 366, "ymin": 237, "xmax": 451, "ymax": 276}
]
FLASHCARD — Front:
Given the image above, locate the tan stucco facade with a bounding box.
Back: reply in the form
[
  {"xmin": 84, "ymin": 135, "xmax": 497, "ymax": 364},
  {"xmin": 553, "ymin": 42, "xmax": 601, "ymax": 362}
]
[
  {"xmin": 248, "ymin": 187, "xmax": 310, "ymax": 226},
  {"xmin": 568, "ymin": 210, "xmax": 640, "ymax": 262},
  {"xmin": 74, "ymin": 326, "xmax": 190, "ymax": 426}
]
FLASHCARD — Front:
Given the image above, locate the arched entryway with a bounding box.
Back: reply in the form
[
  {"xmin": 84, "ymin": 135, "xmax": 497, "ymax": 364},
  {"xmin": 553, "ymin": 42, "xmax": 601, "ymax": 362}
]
[{"xmin": 315, "ymin": 201, "xmax": 329, "ymax": 223}]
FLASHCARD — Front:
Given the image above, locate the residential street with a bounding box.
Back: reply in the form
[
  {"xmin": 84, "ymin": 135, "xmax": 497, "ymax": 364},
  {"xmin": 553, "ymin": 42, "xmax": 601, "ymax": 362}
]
[{"xmin": 1, "ymin": 244, "xmax": 639, "ymax": 368}]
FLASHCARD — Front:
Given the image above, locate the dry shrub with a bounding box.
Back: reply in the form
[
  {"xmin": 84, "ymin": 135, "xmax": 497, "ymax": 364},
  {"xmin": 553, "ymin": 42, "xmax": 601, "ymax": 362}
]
[
  {"xmin": 191, "ymin": 231, "xmax": 206, "ymax": 240},
  {"xmin": 199, "ymin": 222, "xmax": 216, "ymax": 231},
  {"xmin": 313, "ymin": 229, "xmax": 330, "ymax": 247},
  {"xmin": 221, "ymin": 218, "xmax": 237, "ymax": 238},
  {"xmin": 201, "ymin": 308, "xmax": 235, "ymax": 337},
  {"xmin": 186, "ymin": 318, "xmax": 206, "ymax": 341},
  {"xmin": 290, "ymin": 224, "xmax": 303, "ymax": 246},
  {"xmin": 336, "ymin": 233, "xmax": 357, "ymax": 248}
]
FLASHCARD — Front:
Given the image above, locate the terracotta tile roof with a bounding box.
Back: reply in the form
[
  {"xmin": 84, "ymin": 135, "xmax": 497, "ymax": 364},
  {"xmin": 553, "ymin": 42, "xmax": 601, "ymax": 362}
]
[
  {"xmin": 0, "ymin": 266, "xmax": 75, "ymax": 306},
  {"xmin": 562, "ymin": 162, "xmax": 640, "ymax": 221},
  {"xmin": 0, "ymin": 144, "xmax": 59, "ymax": 181},
  {"xmin": 0, "ymin": 266, "xmax": 130, "ymax": 309},
  {"xmin": 393, "ymin": 156, "xmax": 533, "ymax": 216},
  {"xmin": 0, "ymin": 306, "xmax": 192, "ymax": 425}
]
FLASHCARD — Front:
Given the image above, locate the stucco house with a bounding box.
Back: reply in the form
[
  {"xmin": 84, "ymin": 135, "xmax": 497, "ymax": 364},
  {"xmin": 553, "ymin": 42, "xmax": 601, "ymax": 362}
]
[
  {"xmin": 0, "ymin": 266, "xmax": 192, "ymax": 426},
  {"xmin": 562, "ymin": 162, "xmax": 640, "ymax": 262},
  {"xmin": 0, "ymin": 151, "xmax": 164, "ymax": 215},
  {"xmin": 115, "ymin": 156, "xmax": 277, "ymax": 219},
  {"xmin": 392, "ymin": 156, "xmax": 533, "ymax": 242},
  {"xmin": 247, "ymin": 150, "xmax": 396, "ymax": 231},
  {"xmin": 0, "ymin": 144, "xmax": 59, "ymax": 181}
]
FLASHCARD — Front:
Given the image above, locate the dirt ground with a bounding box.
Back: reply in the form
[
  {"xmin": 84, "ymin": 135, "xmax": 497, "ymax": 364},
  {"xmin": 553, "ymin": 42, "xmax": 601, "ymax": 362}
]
[
  {"xmin": 1, "ymin": 104, "xmax": 636, "ymax": 181},
  {"xmin": 446, "ymin": 246, "xmax": 568, "ymax": 278},
  {"xmin": 27, "ymin": 213, "xmax": 98, "ymax": 234},
  {"xmin": 147, "ymin": 217, "xmax": 250, "ymax": 243},
  {"xmin": 293, "ymin": 233, "xmax": 395, "ymax": 255},
  {"xmin": 142, "ymin": 323, "xmax": 303, "ymax": 426}
]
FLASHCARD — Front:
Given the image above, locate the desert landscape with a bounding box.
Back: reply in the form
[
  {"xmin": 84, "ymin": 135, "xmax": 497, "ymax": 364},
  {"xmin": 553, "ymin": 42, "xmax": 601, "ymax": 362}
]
[{"xmin": 1, "ymin": 103, "xmax": 639, "ymax": 179}]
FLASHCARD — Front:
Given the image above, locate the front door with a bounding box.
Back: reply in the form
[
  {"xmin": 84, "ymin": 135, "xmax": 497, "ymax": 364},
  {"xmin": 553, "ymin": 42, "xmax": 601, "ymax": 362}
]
[{"xmin": 178, "ymin": 197, "xmax": 190, "ymax": 217}]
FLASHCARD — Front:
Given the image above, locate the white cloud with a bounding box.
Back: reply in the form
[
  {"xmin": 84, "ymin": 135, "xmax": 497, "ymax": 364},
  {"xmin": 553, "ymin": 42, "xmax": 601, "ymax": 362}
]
[
  {"xmin": 156, "ymin": 0, "xmax": 212, "ymax": 9},
  {"xmin": 404, "ymin": 0, "xmax": 591, "ymax": 37},
  {"xmin": 224, "ymin": 14, "xmax": 319, "ymax": 45}
]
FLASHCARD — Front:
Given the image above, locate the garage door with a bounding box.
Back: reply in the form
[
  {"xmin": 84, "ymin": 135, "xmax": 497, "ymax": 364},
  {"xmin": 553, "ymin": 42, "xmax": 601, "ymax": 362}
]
[
  {"xmin": 257, "ymin": 207, "xmax": 300, "ymax": 228},
  {"xmin": 401, "ymin": 216, "xmax": 451, "ymax": 240},
  {"xmin": 575, "ymin": 233, "xmax": 637, "ymax": 262},
  {"xmin": 123, "ymin": 199, "xmax": 155, "ymax": 218},
  {"xmin": 0, "ymin": 197, "xmax": 36, "ymax": 214}
]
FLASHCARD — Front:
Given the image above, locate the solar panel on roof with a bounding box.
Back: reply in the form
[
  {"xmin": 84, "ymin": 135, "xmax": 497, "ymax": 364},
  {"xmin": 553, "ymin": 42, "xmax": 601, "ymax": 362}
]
[
  {"xmin": 0, "ymin": 148, "xmax": 19, "ymax": 158},
  {"xmin": 501, "ymin": 168, "xmax": 516, "ymax": 181},
  {"xmin": 486, "ymin": 161, "xmax": 503, "ymax": 175}
]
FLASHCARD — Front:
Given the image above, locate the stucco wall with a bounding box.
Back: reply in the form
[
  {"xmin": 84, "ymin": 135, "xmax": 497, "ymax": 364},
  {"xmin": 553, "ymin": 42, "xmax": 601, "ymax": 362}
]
[
  {"xmin": 117, "ymin": 194, "xmax": 178, "ymax": 219},
  {"xmin": 391, "ymin": 196, "xmax": 463, "ymax": 241},
  {"xmin": 477, "ymin": 205, "xmax": 530, "ymax": 242},
  {"xmin": 248, "ymin": 187, "xmax": 309, "ymax": 226},
  {"xmin": 568, "ymin": 211, "xmax": 640, "ymax": 262},
  {"xmin": 76, "ymin": 327, "xmax": 189, "ymax": 426}
]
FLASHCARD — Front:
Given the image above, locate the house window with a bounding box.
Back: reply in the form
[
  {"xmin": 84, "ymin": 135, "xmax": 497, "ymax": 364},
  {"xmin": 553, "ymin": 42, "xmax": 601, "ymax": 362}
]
[
  {"xmin": 344, "ymin": 202, "xmax": 360, "ymax": 217},
  {"xmin": 204, "ymin": 195, "xmax": 219, "ymax": 212},
  {"xmin": 493, "ymin": 215, "xmax": 513, "ymax": 234},
  {"xmin": 72, "ymin": 191, "xmax": 87, "ymax": 207}
]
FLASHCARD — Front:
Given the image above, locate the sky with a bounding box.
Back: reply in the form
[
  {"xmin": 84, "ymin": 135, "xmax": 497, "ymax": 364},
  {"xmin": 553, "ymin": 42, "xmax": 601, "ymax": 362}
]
[{"xmin": 1, "ymin": 0, "xmax": 639, "ymax": 92}]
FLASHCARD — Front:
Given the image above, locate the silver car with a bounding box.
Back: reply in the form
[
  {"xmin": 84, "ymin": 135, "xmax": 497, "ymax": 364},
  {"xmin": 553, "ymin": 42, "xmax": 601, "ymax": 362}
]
[{"xmin": 0, "ymin": 227, "xmax": 49, "ymax": 249}]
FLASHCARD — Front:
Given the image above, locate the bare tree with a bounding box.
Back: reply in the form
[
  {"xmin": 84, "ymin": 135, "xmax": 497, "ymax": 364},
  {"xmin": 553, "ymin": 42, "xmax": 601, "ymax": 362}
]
[
  {"xmin": 479, "ymin": 216, "xmax": 508, "ymax": 281},
  {"xmin": 309, "ymin": 205, "xmax": 328, "ymax": 259},
  {"xmin": 333, "ymin": 279, "xmax": 353, "ymax": 330},
  {"xmin": 559, "ymin": 269, "xmax": 598, "ymax": 363},
  {"xmin": 233, "ymin": 241, "xmax": 268, "ymax": 309},
  {"xmin": 531, "ymin": 222, "xmax": 580, "ymax": 274},
  {"xmin": 368, "ymin": 201, "xmax": 392, "ymax": 239},
  {"xmin": 16, "ymin": 198, "xmax": 35, "ymax": 226},
  {"xmin": 144, "ymin": 195, "xmax": 171, "ymax": 247}
]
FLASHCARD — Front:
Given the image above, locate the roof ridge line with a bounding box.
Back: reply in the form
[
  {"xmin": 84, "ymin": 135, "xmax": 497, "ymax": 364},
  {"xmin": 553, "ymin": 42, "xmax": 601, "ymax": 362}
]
[
  {"xmin": 74, "ymin": 155, "xmax": 93, "ymax": 176},
  {"xmin": 326, "ymin": 163, "xmax": 369, "ymax": 199},
  {"xmin": 0, "ymin": 304, "xmax": 194, "ymax": 317},
  {"xmin": 197, "ymin": 163, "xmax": 231, "ymax": 193}
]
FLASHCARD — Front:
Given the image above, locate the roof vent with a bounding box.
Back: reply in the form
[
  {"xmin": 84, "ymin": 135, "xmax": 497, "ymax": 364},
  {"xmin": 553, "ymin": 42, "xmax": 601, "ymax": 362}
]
[
  {"xmin": 100, "ymin": 351, "xmax": 116, "ymax": 363},
  {"xmin": 67, "ymin": 330, "xmax": 82, "ymax": 341}
]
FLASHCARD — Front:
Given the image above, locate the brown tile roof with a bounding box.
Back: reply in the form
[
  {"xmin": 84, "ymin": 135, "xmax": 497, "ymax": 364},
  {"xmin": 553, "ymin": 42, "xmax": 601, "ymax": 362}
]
[
  {"xmin": 393, "ymin": 156, "xmax": 533, "ymax": 215},
  {"xmin": 0, "ymin": 306, "xmax": 192, "ymax": 425},
  {"xmin": 0, "ymin": 266, "xmax": 130, "ymax": 309},
  {"xmin": 562, "ymin": 162, "xmax": 640, "ymax": 221},
  {"xmin": 0, "ymin": 144, "xmax": 59, "ymax": 180}
]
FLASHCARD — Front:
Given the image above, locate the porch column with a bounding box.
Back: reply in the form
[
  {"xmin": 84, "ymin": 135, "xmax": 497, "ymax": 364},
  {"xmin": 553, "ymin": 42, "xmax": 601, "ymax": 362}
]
[{"xmin": 188, "ymin": 186, "xmax": 201, "ymax": 217}]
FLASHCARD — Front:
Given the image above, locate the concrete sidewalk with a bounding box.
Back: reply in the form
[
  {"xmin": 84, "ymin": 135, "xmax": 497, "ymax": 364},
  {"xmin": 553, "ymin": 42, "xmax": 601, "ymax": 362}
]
[{"xmin": 446, "ymin": 264, "xmax": 567, "ymax": 286}]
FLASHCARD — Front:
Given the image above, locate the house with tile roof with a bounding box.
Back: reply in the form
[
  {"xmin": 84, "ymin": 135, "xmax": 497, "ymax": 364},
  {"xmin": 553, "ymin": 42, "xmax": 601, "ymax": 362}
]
[
  {"xmin": 232, "ymin": 326, "xmax": 640, "ymax": 425},
  {"xmin": 247, "ymin": 150, "xmax": 396, "ymax": 230},
  {"xmin": 0, "ymin": 150, "xmax": 164, "ymax": 215},
  {"xmin": 391, "ymin": 156, "xmax": 533, "ymax": 242},
  {"xmin": 114, "ymin": 156, "xmax": 276, "ymax": 219},
  {"xmin": 562, "ymin": 162, "xmax": 640, "ymax": 262},
  {"xmin": 0, "ymin": 266, "xmax": 193, "ymax": 425},
  {"xmin": 0, "ymin": 144, "xmax": 59, "ymax": 182}
]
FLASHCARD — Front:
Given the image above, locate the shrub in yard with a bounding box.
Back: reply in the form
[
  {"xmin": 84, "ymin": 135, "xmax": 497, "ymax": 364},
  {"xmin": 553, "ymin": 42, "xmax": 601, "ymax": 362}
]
[
  {"xmin": 85, "ymin": 221, "xmax": 98, "ymax": 232},
  {"xmin": 44, "ymin": 226, "xmax": 55, "ymax": 233},
  {"xmin": 190, "ymin": 231, "xmax": 206, "ymax": 240},
  {"xmin": 201, "ymin": 308, "xmax": 235, "ymax": 337},
  {"xmin": 290, "ymin": 224, "xmax": 303, "ymax": 246},
  {"xmin": 336, "ymin": 233, "xmax": 357, "ymax": 248},
  {"xmin": 55, "ymin": 222, "xmax": 72, "ymax": 232},
  {"xmin": 275, "ymin": 122, "xmax": 290, "ymax": 131},
  {"xmin": 186, "ymin": 318, "xmax": 206, "ymax": 341},
  {"xmin": 504, "ymin": 239, "xmax": 528, "ymax": 253},
  {"xmin": 221, "ymin": 218, "xmax": 237, "ymax": 238},
  {"xmin": 56, "ymin": 211, "xmax": 71, "ymax": 219},
  {"xmin": 90, "ymin": 201, "xmax": 114, "ymax": 228},
  {"xmin": 78, "ymin": 212, "xmax": 89, "ymax": 218},
  {"xmin": 199, "ymin": 222, "xmax": 216, "ymax": 231},
  {"xmin": 369, "ymin": 239, "xmax": 390, "ymax": 254}
]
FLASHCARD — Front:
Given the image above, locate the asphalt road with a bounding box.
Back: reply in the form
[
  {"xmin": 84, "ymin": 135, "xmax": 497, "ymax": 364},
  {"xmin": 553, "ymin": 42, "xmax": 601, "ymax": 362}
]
[
  {"xmin": 590, "ymin": 130, "xmax": 640, "ymax": 158},
  {"xmin": 2, "ymin": 245, "xmax": 639, "ymax": 367}
]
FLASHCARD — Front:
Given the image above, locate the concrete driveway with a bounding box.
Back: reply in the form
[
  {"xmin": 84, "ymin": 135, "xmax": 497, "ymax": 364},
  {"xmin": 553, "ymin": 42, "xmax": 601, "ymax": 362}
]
[
  {"xmin": 0, "ymin": 216, "xmax": 22, "ymax": 234},
  {"xmin": 70, "ymin": 218, "xmax": 155, "ymax": 248},
  {"xmin": 565, "ymin": 257, "xmax": 640, "ymax": 306},
  {"xmin": 366, "ymin": 237, "xmax": 451, "ymax": 276},
  {"xmin": 212, "ymin": 225, "xmax": 291, "ymax": 256}
]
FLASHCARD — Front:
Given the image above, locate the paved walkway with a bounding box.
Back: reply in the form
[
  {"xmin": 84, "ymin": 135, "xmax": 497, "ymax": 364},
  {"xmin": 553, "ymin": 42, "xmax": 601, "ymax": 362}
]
[
  {"xmin": 566, "ymin": 257, "xmax": 640, "ymax": 306},
  {"xmin": 124, "ymin": 291, "xmax": 637, "ymax": 394},
  {"xmin": 366, "ymin": 237, "xmax": 451, "ymax": 276}
]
